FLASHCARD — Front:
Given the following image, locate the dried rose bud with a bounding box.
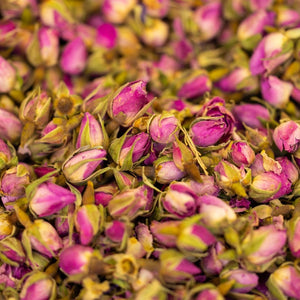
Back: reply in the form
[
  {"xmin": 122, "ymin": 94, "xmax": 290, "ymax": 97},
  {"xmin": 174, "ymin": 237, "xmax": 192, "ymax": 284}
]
[
  {"xmin": 287, "ymin": 215, "xmax": 300, "ymax": 258},
  {"xmin": 142, "ymin": 0, "xmax": 170, "ymax": 17},
  {"xmin": 94, "ymin": 182, "xmax": 118, "ymax": 207},
  {"xmin": 194, "ymin": 1, "xmax": 223, "ymax": 41},
  {"xmin": 198, "ymin": 195, "xmax": 237, "ymax": 230},
  {"xmin": 241, "ymin": 224, "xmax": 286, "ymax": 266},
  {"xmin": 96, "ymin": 23, "xmax": 117, "ymax": 49},
  {"xmin": 187, "ymin": 176, "xmax": 220, "ymax": 197},
  {"xmin": 60, "ymin": 37, "xmax": 87, "ymax": 75},
  {"xmin": 276, "ymin": 5, "xmax": 300, "ymax": 28},
  {"xmin": 107, "ymin": 80, "xmax": 152, "ymax": 127},
  {"xmin": 267, "ymin": 265, "xmax": 300, "ymax": 299},
  {"xmin": 62, "ymin": 147, "xmax": 107, "ymax": 184},
  {"xmin": 29, "ymin": 181, "xmax": 76, "ymax": 217},
  {"xmin": 273, "ymin": 120, "xmax": 300, "ymax": 153},
  {"xmin": 19, "ymin": 90, "xmax": 52, "ymax": 129},
  {"xmin": 0, "ymin": 108, "xmax": 22, "ymax": 144},
  {"xmin": 232, "ymin": 103, "xmax": 270, "ymax": 129},
  {"xmin": 195, "ymin": 286, "xmax": 224, "ymax": 300},
  {"xmin": 178, "ymin": 74, "xmax": 211, "ymax": 99},
  {"xmin": 108, "ymin": 184, "xmax": 153, "ymax": 220},
  {"xmin": 0, "ymin": 139, "xmax": 16, "ymax": 170},
  {"xmin": 141, "ymin": 18, "xmax": 169, "ymax": 47},
  {"xmin": 59, "ymin": 244, "xmax": 93, "ymax": 275},
  {"xmin": 250, "ymin": 32, "xmax": 293, "ymax": 75},
  {"xmin": 0, "ymin": 20, "xmax": 17, "ymax": 47},
  {"xmin": 105, "ymin": 220, "xmax": 126, "ymax": 243},
  {"xmin": 0, "ymin": 56, "xmax": 16, "ymax": 93},
  {"xmin": 154, "ymin": 156, "xmax": 186, "ymax": 184},
  {"xmin": 237, "ymin": 10, "xmax": 275, "ymax": 42},
  {"xmin": 0, "ymin": 211, "xmax": 15, "ymax": 240},
  {"xmin": 177, "ymin": 217, "xmax": 216, "ymax": 254},
  {"xmin": 162, "ymin": 181, "xmax": 198, "ymax": 218},
  {"xmin": 20, "ymin": 271, "xmax": 56, "ymax": 300},
  {"xmin": 0, "ymin": 237, "xmax": 26, "ymax": 265},
  {"xmin": 136, "ymin": 223, "xmax": 153, "ymax": 256},
  {"xmin": 150, "ymin": 220, "xmax": 180, "ymax": 247},
  {"xmin": 27, "ymin": 219, "xmax": 63, "ymax": 258},
  {"xmin": 261, "ymin": 76, "xmax": 293, "ymax": 108},
  {"xmin": 221, "ymin": 269, "xmax": 259, "ymax": 293},
  {"xmin": 148, "ymin": 113, "xmax": 179, "ymax": 144},
  {"xmin": 76, "ymin": 112, "xmax": 108, "ymax": 149},
  {"xmin": 75, "ymin": 204, "xmax": 101, "ymax": 245},
  {"xmin": 160, "ymin": 249, "xmax": 201, "ymax": 283},
  {"xmin": 230, "ymin": 141, "xmax": 255, "ymax": 167},
  {"xmin": 102, "ymin": 0, "xmax": 136, "ymax": 24}
]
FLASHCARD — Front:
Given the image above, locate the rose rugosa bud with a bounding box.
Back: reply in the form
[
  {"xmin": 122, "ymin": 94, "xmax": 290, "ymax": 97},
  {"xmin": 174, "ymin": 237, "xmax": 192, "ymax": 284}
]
[
  {"xmin": 19, "ymin": 90, "xmax": 52, "ymax": 129},
  {"xmin": 195, "ymin": 286, "xmax": 224, "ymax": 300},
  {"xmin": 102, "ymin": 0, "xmax": 136, "ymax": 24},
  {"xmin": 230, "ymin": 141, "xmax": 255, "ymax": 167},
  {"xmin": 75, "ymin": 204, "xmax": 101, "ymax": 245},
  {"xmin": 194, "ymin": 1, "xmax": 223, "ymax": 41},
  {"xmin": 0, "ymin": 108, "xmax": 22, "ymax": 143},
  {"xmin": 62, "ymin": 147, "xmax": 107, "ymax": 184},
  {"xmin": 105, "ymin": 220, "xmax": 126, "ymax": 243},
  {"xmin": 250, "ymin": 32, "xmax": 293, "ymax": 75},
  {"xmin": 29, "ymin": 181, "xmax": 76, "ymax": 217},
  {"xmin": 241, "ymin": 224, "xmax": 287, "ymax": 266},
  {"xmin": 162, "ymin": 181, "xmax": 198, "ymax": 218},
  {"xmin": 198, "ymin": 195, "xmax": 237, "ymax": 230},
  {"xmin": 0, "ymin": 139, "xmax": 17, "ymax": 170},
  {"xmin": 0, "ymin": 56, "xmax": 16, "ymax": 93},
  {"xmin": 0, "ymin": 20, "xmax": 17, "ymax": 47},
  {"xmin": 94, "ymin": 182, "xmax": 118, "ymax": 207},
  {"xmin": 187, "ymin": 176, "xmax": 220, "ymax": 197},
  {"xmin": 76, "ymin": 112, "xmax": 108, "ymax": 149},
  {"xmin": 190, "ymin": 97, "xmax": 235, "ymax": 147},
  {"xmin": 107, "ymin": 80, "xmax": 152, "ymax": 127},
  {"xmin": 221, "ymin": 269, "xmax": 259, "ymax": 293},
  {"xmin": 267, "ymin": 265, "xmax": 300, "ymax": 299},
  {"xmin": 273, "ymin": 120, "xmax": 300, "ymax": 153},
  {"xmin": 141, "ymin": 18, "xmax": 169, "ymax": 47},
  {"xmin": 20, "ymin": 272, "xmax": 56, "ymax": 300},
  {"xmin": 0, "ymin": 237, "xmax": 26, "ymax": 265},
  {"xmin": 160, "ymin": 249, "xmax": 201, "ymax": 283},
  {"xmin": 148, "ymin": 113, "xmax": 179, "ymax": 144},
  {"xmin": 276, "ymin": 5, "xmax": 300, "ymax": 28},
  {"xmin": 60, "ymin": 37, "xmax": 87, "ymax": 75},
  {"xmin": 261, "ymin": 76, "xmax": 293, "ymax": 108},
  {"xmin": 154, "ymin": 156, "xmax": 186, "ymax": 184},
  {"xmin": 108, "ymin": 185, "xmax": 153, "ymax": 220},
  {"xmin": 59, "ymin": 245, "xmax": 93, "ymax": 275},
  {"xmin": 96, "ymin": 23, "xmax": 118, "ymax": 49}
]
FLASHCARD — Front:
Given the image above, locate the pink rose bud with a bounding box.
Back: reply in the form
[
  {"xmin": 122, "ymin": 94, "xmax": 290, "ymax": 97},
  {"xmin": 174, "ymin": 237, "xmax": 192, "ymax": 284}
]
[
  {"xmin": 261, "ymin": 76, "xmax": 293, "ymax": 108},
  {"xmin": 230, "ymin": 141, "xmax": 255, "ymax": 167},
  {"xmin": 154, "ymin": 157, "xmax": 186, "ymax": 184},
  {"xmin": 222, "ymin": 269, "xmax": 259, "ymax": 293},
  {"xmin": 267, "ymin": 265, "xmax": 300, "ymax": 299},
  {"xmin": 76, "ymin": 112, "xmax": 108, "ymax": 149},
  {"xmin": 249, "ymin": 0, "xmax": 273, "ymax": 11},
  {"xmin": 148, "ymin": 113, "xmax": 179, "ymax": 144},
  {"xmin": 195, "ymin": 287, "xmax": 224, "ymax": 300},
  {"xmin": 141, "ymin": 19, "xmax": 169, "ymax": 47},
  {"xmin": 287, "ymin": 215, "xmax": 300, "ymax": 258},
  {"xmin": 187, "ymin": 176, "xmax": 220, "ymax": 197},
  {"xmin": 0, "ymin": 108, "xmax": 22, "ymax": 144},
  {"xmin": 198, "ymin": 195, "xmax": 237, "ymax": 230},
  {"xmin": 190, "ymin": 97, "xmax": 235, "ymax": 147},
  {"xmin": 273, "ymin": 120, "xmax": 300, "ymax": 153},
  {"xmin": 241, "ymin": 224, "xmax": 286, "ymax": 266},
  {"xmin": 0, "ymin": 20, "xmax": 17, "ymax": 47},
  {"xmin": 102, "ymin": 0, "xmax": 136, "ymax": 24},
  {"xmin": 28, "ymin": 219, "xmax": 63, "ymax": 258},
  {"xmin": 160, "ymin": 249, "xmax": 201, "ymax": 283},
  {"xmin": 232, "ymin": 103, "xmax": 270, "ymax": 129},
  {"xmin": 194, "ymin": 1, "xmax": 223, "ymax": 41},
  {"xmin": 143, "ymin": 0, "xmax": 170, "ymax": 18},
  {"xmin": 0, "ymin": 237, "xmax": 26, "ymax": 264},
  {"xmin": 108, "ymin": 184, "xmax": 153, "ymax": 220},
  {"xmin": 59, "ymin": 244, "xmax": 93, "ymax": 275},
  {"xmin": 250, "ymin": 32, "xmax": 293, "ymax": 75},
  {"xmin": 75, "ymin": 204, "xmax": 101, "ymax": 245},
  {"xmin": 105, "ymin": 220, "xmax": 126, "ymax": 243},
  {"xmin": 162, "ymin": 182, "xmax": 198, "ymax": 218},
  {"xmin": 94, "ymin": 182, "xmax": 118, "ymax": 207},
  {"xmin": 60, "ymin": 37, "xmax": 87, "ymax": 75},
  {"xmin": 277, "ymin": 6, "xmax": 300, "ymax": 28},
  {"xmin": 62, "ymin": 147, "xmax": 107, "ymax": 184},
  {"xmin": 237, "ymin": 10, "xmax": 275, "ymax": 41},
  {"xmin": 38, "ymin": 27, "xmax": 59, "ymax": 67},
  {"xmin": 0, "ymin": 139, "xmax": 16, "ymax": 170},
  {"xmin": 29, "ymin": 181, "xmax": 76, "ymax": 217},
  {"xmin": 277, "ymin": 156, "xmax": 298, "ymax": 184},
  {"xmin": 136, "ymin": 223, "xmax": 154, "ymax": 255},
  {"xmin": 76, "ymin": 24, "xmax": 96, "ymax": 48},
  {"xmin": 109, "ymin": 132, "xmax": 150, "ymax": 170},
  {"xmin": 150, "ymin": 220, "xmax": 180, "ymax": 247},
  {"xmin": 20, "ymin": 271, "xmax": 56, "ymax": 300},
  {"xmin": 0, "ymin": 56, "xmax": 16, "ymax": 93},
  {"xmin": 19, "ymin": 90, "xmax": 52, "ymax": 129},
  {"xmin": 96, "ymin": 23, "xmax": 117, "ymax": 49},
  {"xmin": 107, "ymin": 80, "xmax": 152, "ymax": 127},
  {"xmin": 178, "ymin": 74, "xmax": 211, "ymax": 99},
  {"xmin": 177, "ymin": 218, "xmax": 216, "ymax": 254}
]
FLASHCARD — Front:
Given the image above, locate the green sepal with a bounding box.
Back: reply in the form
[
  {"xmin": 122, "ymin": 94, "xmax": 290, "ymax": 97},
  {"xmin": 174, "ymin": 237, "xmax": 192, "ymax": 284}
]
[{"xmin": 240, "ymin": 34, "xmax": 262, "ymax": 51}]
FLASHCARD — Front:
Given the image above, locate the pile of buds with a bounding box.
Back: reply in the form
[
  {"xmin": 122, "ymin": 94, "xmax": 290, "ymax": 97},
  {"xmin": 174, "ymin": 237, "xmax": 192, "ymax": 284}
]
[{"xmin": 2, "ymin": 0, "xmax": 300, "ymax": 299}]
